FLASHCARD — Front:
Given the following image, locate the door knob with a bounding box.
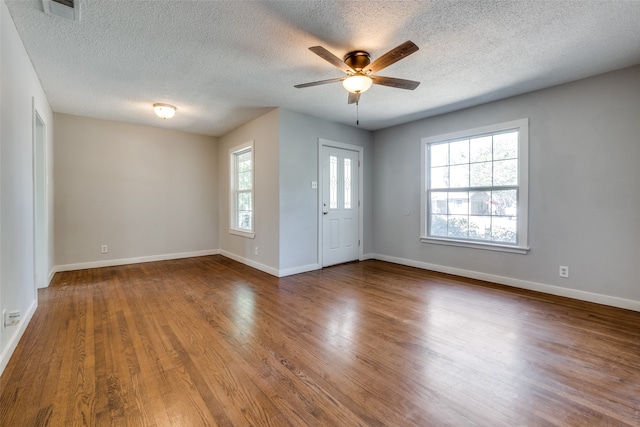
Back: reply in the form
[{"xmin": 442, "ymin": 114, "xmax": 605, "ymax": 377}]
[{"xmin": 323, "ymin": 211, "xmax": 328, "ymax": 215}]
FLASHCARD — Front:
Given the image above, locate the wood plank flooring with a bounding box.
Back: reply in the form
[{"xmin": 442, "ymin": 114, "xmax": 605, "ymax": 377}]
[{"xmin": 1, "ymin": 256, "xmax": 639, "ymax": 426}]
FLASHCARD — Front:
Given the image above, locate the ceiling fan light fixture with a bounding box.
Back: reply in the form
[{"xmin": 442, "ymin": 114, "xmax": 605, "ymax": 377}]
[
  {"xmin": 153, "ymin": 103, "xmax": 176, "ymax": 119},
  {"xmin": 342, "ymin": 74, "xmax": 373, "ymax": 94}
]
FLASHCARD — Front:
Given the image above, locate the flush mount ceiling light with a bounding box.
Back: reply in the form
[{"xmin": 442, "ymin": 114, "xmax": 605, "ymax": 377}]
[
  {"xmin": 153, "ymin": 103, "xmax": 176, "ymax": 119},
  {"xmin": 342, "ymin": 73, "xmax": 373, "ymax": 94}
]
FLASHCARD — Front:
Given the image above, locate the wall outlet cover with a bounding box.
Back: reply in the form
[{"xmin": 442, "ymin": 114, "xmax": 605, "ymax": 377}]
[{"xmin": 559, "ymin": 266, "xmax": 569, "ymax": 278}]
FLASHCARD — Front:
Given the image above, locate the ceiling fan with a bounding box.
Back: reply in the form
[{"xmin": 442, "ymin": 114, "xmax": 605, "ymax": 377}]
[{"xmin": 294, "ymin": 40, "xmax": 420, "ymax": 104}]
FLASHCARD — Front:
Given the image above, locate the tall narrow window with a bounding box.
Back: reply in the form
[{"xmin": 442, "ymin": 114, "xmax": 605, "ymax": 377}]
[
  {"xmin": 230, "ymin": 141, "xmax": 255, "ymax": 238},
  {"xmin": 421, "ymin": 119, "xmax": 529, "ymax": 253},
  {"xmin": 344, "ymin": 158, "xmax": 352, "ymax": 209},
  {"xmin": 329, "ymin": 155, "xmax": 338, "ymax": 209}
]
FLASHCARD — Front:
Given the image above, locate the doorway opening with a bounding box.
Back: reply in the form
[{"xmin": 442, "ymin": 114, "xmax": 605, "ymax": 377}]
[{"xmin": 33, "ymin": 102, "xmax": 47, "ymax": 291}]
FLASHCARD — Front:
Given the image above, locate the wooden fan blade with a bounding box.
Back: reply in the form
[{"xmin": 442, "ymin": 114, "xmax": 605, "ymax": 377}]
[
  {"xmin": 348, "ymin": 92, "xmax": 360, "ymax": 104},
  {"xmin": 294, "ymin": 77, "xmax": 345, "ymax": 89},
  {"xmin": 365, "ymin": 41, "xmax": 419, "ymax": 74},
  {"xmin": 371, "ymin": 75, "xmax": 420, "ymax": 90},
  {"xmin": 309, "ymin": 46, "xmax": 354, "ymax": 72}
]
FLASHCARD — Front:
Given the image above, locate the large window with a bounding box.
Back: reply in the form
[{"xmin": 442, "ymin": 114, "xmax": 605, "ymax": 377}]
[
  {"xmin": 421, "ymin": 119, "xmax": 529, "ymax": 253},
  {"xmin": 230, "ymin": 141, "xmax": 254, "ymax": 238}
]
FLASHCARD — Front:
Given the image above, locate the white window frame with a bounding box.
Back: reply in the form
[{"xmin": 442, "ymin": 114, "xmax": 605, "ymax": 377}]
[
  {"xmin": 420, "ymin": 119, "xmax": 529, "ymax": 254},
  {"xmin": 229, "ymin": 140, "xmax": 255, "ymax": 238}
]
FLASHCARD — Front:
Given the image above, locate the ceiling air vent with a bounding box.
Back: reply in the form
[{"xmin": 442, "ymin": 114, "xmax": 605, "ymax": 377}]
[{"xmin": 43, "ymin": 0, "xmax": 80, "ymax": 21}]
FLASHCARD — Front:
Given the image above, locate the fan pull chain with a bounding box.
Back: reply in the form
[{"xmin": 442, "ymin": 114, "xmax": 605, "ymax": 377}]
[{"xmin": 356, "ymin": 99, "xmax": 360, "ymax": 126}]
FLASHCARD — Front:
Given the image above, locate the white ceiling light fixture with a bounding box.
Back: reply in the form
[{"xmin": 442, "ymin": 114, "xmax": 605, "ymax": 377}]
[
  {"xmin": 342, "ymin": 73, "xmax": 373, "ymax": 94},
  {"xmin": 153, "ymin": 103, "xmax": 176, "ymax": 119}
]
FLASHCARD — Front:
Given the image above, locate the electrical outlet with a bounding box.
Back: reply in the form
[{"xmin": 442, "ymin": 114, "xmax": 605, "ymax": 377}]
[
  {"xmin": 3, "ymin": 309, "xmax": 21, "ymax": 328},
  {"xmin": 101, "ymin": 245, "xmax": 108, "ymax": 254},
  {"xmin": 559, "ymin": 265, "xmax": 569, "ymax": 278},
  {"xmin": 7, "ymin": 311, "xmax": 20, "ymax": 326},
  {"xmin": 254, "ymin": 246, "xmax": 259, "ymax": 256}
]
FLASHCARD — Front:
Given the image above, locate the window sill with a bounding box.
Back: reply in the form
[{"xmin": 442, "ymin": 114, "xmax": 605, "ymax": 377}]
[
  {"xmin": 229, "ymin": 229, "xmax": 255, "ymax": 239},
  {"xmin": 420, "ymin": 236, "xmax": 529, "ymax": 254}
]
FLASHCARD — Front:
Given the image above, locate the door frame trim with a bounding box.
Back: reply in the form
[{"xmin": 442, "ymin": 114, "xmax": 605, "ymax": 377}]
[
  {"xmin": 317, "ymin": 139, "xmax": 364, "ymax": 267},
  {"xmin": 32, "ymin": 97, "xmax": 48, "ymax": 292}
]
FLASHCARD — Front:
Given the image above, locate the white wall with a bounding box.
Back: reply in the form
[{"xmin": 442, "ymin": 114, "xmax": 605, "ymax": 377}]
[
  {"xmin": 0, "ymin": 0, "xmax": 54, "ymax": 375},
  {"xmin": 372, "ymin": 65, "xmax": 640, "ymax": 309},
  {"xmin": 54, "ymin": 114, "xmax": 218, "ymax": 269},
  {"xmin": 279, "ymin": 109, "xmax": 373, "ymax": 273},
  {"xmin": 218, "ymin": 109, "xmax": 280, "ymax": 274}
]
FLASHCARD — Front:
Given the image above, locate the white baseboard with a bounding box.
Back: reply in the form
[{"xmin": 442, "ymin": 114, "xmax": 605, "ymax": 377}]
[
  {"xmin": 218, "ymin": 251, "xmax": 320, "ymax": 278},
  {"xmin": 47, "ymin": 267, "xmax": 56, "ymax": 286},
  {"xmin": 54, "ymin": 249, "xmax": 220, "ymax": 273},
  {"xmin": 219, "ymin": 250, "xmax": 280, "ymax": 276},
  {"xmin": 51, "ymin": 249, "xmax": 638, "ymax": 311},
  {"xmin": 0, "ymin": 297, "xmax": 38, "ymax": 377},
  {"xmin": 370, "ymin": 253, "xmax": 640, "ymax": 312},
  {"xmin": 278, "ymin": 263, "xmax": 321, "ymax": 277},
  {"xmin": 53, "ymin": 248, "xmax": 318, "ymax": 280}
]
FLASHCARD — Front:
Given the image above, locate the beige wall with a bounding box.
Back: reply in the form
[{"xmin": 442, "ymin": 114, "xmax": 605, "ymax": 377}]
[{"xmin": 54, "ymin": 114, "xmax": 218, "ymax": 267}]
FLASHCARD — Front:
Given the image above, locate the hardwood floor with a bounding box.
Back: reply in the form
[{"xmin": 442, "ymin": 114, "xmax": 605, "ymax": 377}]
[{"xmin": 1, "ymin": 256, "xmax": 639, "ymax": 426}]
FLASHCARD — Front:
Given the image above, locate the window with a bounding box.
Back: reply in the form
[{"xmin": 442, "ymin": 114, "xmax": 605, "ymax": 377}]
[
  {"xmin": 328, "ymin": 155, "xmax": 354, "ymax": 210},
  {"xmin": 421, "ymin": 119, "xmax": 529, "ymax": 253},
  {"xmin": 230, "ymin": 141, "xmax": 254, "ymax": 238}
]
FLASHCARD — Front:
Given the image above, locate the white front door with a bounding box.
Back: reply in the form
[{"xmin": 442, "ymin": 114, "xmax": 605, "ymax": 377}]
[{"xmin": 322, "ymin": 145, "xmax": 359, "ymax": 267}]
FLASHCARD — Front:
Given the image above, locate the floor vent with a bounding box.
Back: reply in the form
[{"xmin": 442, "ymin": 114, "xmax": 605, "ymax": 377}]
[{"xmin": 43, "ymin": 0, "xmax": 80, "ymax": 21}]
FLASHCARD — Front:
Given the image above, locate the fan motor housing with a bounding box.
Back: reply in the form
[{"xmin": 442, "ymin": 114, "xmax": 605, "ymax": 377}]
[{"xmin": 344, "ymin": 51, "xmax": 371, "ymax": 71}]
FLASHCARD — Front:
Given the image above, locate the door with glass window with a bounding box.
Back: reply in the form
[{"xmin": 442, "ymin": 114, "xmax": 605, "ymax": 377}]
[{"xmin": 322, "ymin": 146, "xmax": 359, "ymax": 267}]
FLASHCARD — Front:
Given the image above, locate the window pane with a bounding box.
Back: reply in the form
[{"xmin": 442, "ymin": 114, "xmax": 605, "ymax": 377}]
[
  {"xmin": 493, "ymin": 131, "xmax": 518, "ymax": 160},
  {"xmin": 449, "ymin": 164, "xmax": 469, "ymax": 188},
  {"xmin": 430, "ymin": 191, "xmax": 448, "ymax": 214},
  {"xmin": 491, "ymin": 190, "xmax": 517, "ymax": 217},
  {"xmin": 493, "ymin": 159, "xmax": 518, "ymax": 186},
  {"xmin": 236, "ymin": 192, "xmax": 252, "ymax": 230},
  {"xmin": 470, "ymin": 136, "xmax": 492, "ymax": 163},
  {"xmin": 469, "ymin": 216, "xmax": 492, "ymax": 240},
  {"xmin": 491, "ymin": 217, "xmax": 517, "ymax": 243},
  {"xmin": 447, "ymin": 215, "xmax": 468, "ymax": 239},
  {"xmin": 430, "ymin": 143, "xmax": 448, "ymax": 167},
  {"xmin": 430, "ymin": 166, "xmax": 449, "ymax": 189},
  {"xmin": 237, "ymin": 211, "xmax": 252, "ymax": 230},
  {"xmin": 449, "ymin": 140, "xmax": 469, "ymax": 165},
  {"xmin": 344, "ymin": 158, "xmax": 352, "ymax": 209},
  {"xmin": 238, "ymin": 170, "xmax": 251, "ymax": 190},
  {"xmin": 237, "ymin": 192, "xmax": 251, "ymax": 211},
  {"xmin": 447, "ymin": 191, "xmax": 468, "ymax": 215},
  {"xmin": 430, "ymin": 215, "xmax": 448, "ymax": 237},
  {"xmin": 469, "ymin": 191, "xmax": 491, "ymax": 215},
  {"xmin": 470, "ymin": 161, "xmax": 492, "ymax": 187},
  {"xmin": 237, "ymin": 150, "xmax": 252, "ymax": 171},
  {"xmin": 329, "ymin": 155, "xmax": 337, "ymax": 209}
]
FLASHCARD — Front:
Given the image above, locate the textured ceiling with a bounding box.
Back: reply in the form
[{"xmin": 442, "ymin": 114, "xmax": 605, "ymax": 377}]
[{"xmin": 6, "ymin": 0, "xmax": 640, "ymax": 137}]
